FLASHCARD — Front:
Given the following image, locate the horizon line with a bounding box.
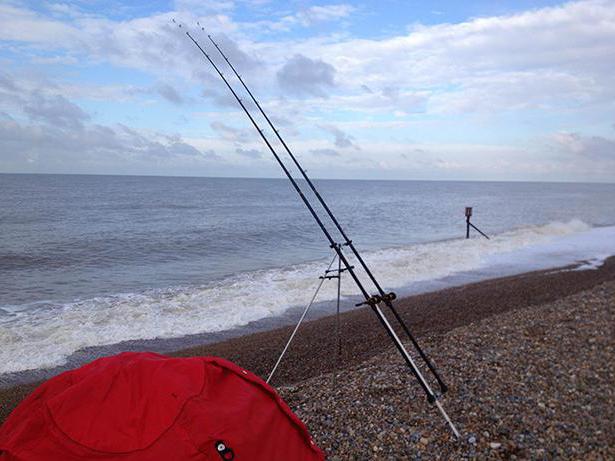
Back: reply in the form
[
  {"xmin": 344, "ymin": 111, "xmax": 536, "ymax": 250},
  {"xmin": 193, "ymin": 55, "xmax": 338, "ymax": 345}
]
[{"xmin": 1, "ymin": 171, "xmax": 614, "ymax": 185}]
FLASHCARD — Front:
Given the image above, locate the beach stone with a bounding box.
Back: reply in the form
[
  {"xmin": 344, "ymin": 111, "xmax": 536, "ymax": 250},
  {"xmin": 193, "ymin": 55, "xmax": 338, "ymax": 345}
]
[{"xmin": 7, "ymin": 274, "xmax": 615, "ymax": 460}]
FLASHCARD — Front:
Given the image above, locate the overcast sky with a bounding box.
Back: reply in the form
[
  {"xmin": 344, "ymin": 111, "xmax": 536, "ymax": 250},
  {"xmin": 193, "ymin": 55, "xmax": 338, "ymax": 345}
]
[{"xmin": 1, "ymin": 0, "xmax": 614, "ymax": 182}]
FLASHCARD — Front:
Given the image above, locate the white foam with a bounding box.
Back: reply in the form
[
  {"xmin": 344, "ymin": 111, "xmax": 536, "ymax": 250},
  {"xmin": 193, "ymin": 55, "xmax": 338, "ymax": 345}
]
[{"xmin": 0, "ymin": 219, "xmax": 613, "ymax": 374}]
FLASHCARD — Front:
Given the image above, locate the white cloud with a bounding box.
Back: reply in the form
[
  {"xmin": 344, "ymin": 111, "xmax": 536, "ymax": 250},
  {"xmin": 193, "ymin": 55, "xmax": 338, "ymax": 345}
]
[
  {"xmin": 310, "ymin": 148, "xmax": 339, "ymax": 157},
  {"xmin": 296, "ymin": 4, "xmax": 355, "ymax": 26},
  {"xmin": 1, "ymin": 1, "xmax": 615, "ymax": 180},
  {"xmin": 318, "ymin": 124, "xmax": 358, "ymax": 149},
  {"xmin": 552, "ymin": 131, "xmax": 615, "ymax": 160},
  {"xmin": 155, "ymin": 83, "xmax": 186, "ymax": 105},
  {"xmin": 315, "ymin": 1, "xmax": 615, "ymax": 111},
  {"xmin": 249, "ymin": 3, "xmax": 355, "ymax": 32},
  {"xmin": 4, "ymin": 0, "xmax": 614, "ymax": 115},
  {"xmin": 0, "ymin": 3, "xmax": 81, "ymax": 44},
  {"xmin": 277, "ymin": 54, "xmax": 336, "ymax": 97},
  {"xmin": 23, "ymin": 92, "xmax": 90, "ymax": 128},
  {"xmin": 0, "ymin": 117, "xmax": 219, "ymax": 174},
  {"xmin": 174, "ymin": 0, "xmax": 235, "ymax": 14},
  {"xmin": 0, "ymin": 70, "xmax": 221, "ymax": 174}
]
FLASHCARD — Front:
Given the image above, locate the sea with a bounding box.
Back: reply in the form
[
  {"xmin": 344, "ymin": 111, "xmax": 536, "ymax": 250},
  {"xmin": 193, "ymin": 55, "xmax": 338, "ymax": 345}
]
[{"xmin": 1, "ymin": 173, "xmax": 614, "ymax": 378}]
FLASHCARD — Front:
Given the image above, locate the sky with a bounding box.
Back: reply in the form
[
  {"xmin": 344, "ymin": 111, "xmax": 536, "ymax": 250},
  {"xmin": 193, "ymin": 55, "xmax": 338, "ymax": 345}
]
[{"xmin": 0, "ymin": 0, "xmax": 614, "ymax": 182}]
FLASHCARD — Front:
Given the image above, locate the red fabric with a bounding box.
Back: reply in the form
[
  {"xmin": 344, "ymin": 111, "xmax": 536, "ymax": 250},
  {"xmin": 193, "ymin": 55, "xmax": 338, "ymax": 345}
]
[{"xmin": 0, "ymin": 352, "xmax": 325, "ymax": 461}]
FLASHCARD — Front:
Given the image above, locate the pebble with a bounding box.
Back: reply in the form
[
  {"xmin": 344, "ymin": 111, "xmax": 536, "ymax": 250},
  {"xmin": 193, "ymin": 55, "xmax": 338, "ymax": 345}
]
[{"xmin": 266, "ymin": 281, "xmax": 615, "ymax": 459}]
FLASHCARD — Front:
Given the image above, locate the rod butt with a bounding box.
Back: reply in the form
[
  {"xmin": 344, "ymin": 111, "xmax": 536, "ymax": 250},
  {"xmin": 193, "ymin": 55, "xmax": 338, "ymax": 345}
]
[{"xmin": 435, "ymin": 400, "xmax": 461, "ymax": 439}]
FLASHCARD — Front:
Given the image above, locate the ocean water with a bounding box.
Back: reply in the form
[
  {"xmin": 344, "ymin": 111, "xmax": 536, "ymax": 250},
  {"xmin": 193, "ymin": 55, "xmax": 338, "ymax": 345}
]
[{"xmin": 1, "ymin": 173, "xmax": 614, "ymax": 374}]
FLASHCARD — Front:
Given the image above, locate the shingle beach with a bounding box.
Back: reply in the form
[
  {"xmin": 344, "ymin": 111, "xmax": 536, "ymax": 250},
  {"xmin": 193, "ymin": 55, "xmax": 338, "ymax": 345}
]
[{"xmin": 2, "ymin": 259, "xmax": 614, "ymax": 459}]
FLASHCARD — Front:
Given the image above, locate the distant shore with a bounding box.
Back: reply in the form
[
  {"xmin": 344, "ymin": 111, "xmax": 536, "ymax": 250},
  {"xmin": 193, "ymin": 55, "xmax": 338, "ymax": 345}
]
[{"xmin": 2, "ymin": 257, "xmax": 614, "ymax": 430}]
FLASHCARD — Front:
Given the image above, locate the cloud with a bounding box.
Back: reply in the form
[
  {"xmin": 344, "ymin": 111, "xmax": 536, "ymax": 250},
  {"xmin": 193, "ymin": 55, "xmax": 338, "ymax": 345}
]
[
  {"xmin": 310, "ymin": 0, "xmax": 615, "ymax": 115},
  {"xmin": 0, "ymin": 70, "xmax": 219, "ymax": 174},
  {"xmin": 0, "ymin": 71, "xmax": 18, "ymax": 92},
  {"xmin": 174, "ymin": 0, "xmax": 235, "ymax": 14},
  {"xmin": 551, "ymin": 132, "xmax": 615, "ymax": 161},
  {"xmin": 310, "ymin": 148, "xmax": 339, "ymax": 157},
  {"xmin": 0, "ymin": 117, "xmax": 217, "ymax": 173},
  {"xmin": 4, "ymin": 0, "xmax": 614, "ymax": 114},
  {"xmin": 2, "ymin": 1, "xmax": 615, "ymax": 181},
  {"xmin": 210, "ymin": 120, "xmax": 250, "ymax": 143},
  {"xmin": 319, "ymin": 124, "xmax": 358, "ymax": 149},
  {"xmin": 206, "ymin": 33, "xmax": 262, "ymax": 73},
  {"xmin": 156, "ymin": 83, "xmax": 185, "ymax": 105},
  {"xmin": 235, "ymin": 147, "xmax": 262, "ymax": 158},
  {"xmin": 22, "ymin": 93, "xmax": 90, "ymax": 129},
  {"xmin": 277, "ymin": 54, "xmax": 335, "ymax": 98},
  {"xmin": 252, "ymin": 3, "xmax": 355, "ymax": 32},
  {"xmin": 0, "ymin": 3, "xmax": 80, "ymax": 44},
  {"xmin": 296, "ymin": 4, "xmax": 355, "ymax": 26}
]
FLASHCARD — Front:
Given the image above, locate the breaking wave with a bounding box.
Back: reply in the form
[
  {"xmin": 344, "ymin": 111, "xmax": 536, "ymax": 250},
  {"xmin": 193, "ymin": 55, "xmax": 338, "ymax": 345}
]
[{"xmin": 0, "ymin": 219, "xmax": 612, "ymax": 374}]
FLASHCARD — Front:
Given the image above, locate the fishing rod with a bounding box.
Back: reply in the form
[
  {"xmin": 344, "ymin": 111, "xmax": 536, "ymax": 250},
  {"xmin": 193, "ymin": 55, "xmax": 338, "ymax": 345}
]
[
  {"xmin": 176, "ymin": 22, "xmax": 459, "ymax": 437},
  {"xmin": 205, "ymin": 31, "xmax": 448, "ymax": 395}
]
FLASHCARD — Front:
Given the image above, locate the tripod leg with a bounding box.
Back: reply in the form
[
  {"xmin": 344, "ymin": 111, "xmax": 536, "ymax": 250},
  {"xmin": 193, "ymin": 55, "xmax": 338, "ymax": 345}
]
[
  {"xmin": 336, "ymin": 253, "xmax": 342, "ymax": 364},
  {"xmin": 267, "ymin": 253, "xmax": 337, "ymax": 384},
  {"xmin": 332, "ymin": 253, "xmax": 342, "ymax": 389}
]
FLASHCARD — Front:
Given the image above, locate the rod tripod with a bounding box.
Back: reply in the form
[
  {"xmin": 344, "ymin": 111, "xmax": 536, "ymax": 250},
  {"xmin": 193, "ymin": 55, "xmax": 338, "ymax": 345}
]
[
  {"xmin": 176, "ymin": 22, "xmax": 460, "ymax": 438},
  {"xmin": 266, "ymin": 247, "xmax": 349, "ymax": 385}
]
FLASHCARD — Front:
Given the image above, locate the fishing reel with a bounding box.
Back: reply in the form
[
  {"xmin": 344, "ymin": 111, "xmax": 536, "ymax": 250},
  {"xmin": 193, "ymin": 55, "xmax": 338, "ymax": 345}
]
[
  {"xmin": 355, "ymin": 295, "xmax": 382, "ymax": 307},
  {"xmin": 354, "ymin": 291, "xmax": 396, "ymax": 307},
  {"xmin": 382, "ymin": 292, "xmax": 397, "ymax": 302}
]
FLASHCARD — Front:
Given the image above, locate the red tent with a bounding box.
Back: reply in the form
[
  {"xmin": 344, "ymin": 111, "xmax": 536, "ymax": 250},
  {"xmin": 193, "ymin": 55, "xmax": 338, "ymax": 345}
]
[{"xmin": 0, "ymin": 352, "xmax": 325, "ymax": 460}]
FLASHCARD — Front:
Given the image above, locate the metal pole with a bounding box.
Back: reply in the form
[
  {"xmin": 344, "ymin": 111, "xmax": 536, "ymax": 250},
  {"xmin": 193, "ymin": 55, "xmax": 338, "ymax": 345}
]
[
  {"xmin": 373, "ymin": 304, "xmax": 460, "ymax": 438},
  {"xmin": 469, "ymin": 222, "xmax": 490, "ymax": 240},
  {"xmin": 267, "ymin": 254, "xmax": 338, "ymax": 384},
  {"xmin": 336, "ymin": 248, "xmax": 342, "ymax": 362}
]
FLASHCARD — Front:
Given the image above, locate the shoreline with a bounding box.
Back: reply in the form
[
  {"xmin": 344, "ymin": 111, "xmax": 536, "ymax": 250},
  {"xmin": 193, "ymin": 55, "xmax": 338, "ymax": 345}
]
[
  {"xmin": 2, "ymin": 221, "xmax": 613, "ymax": 388},
  {"xmin": 1, "ymin": 256, "xmax": 614, "ymax": 425}
]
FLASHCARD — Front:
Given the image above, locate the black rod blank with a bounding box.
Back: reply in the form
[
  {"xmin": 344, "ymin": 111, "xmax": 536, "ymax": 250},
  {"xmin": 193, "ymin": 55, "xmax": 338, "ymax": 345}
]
[
  {"xmin": 205, "ymin": 33, "xmax": 447, "ymax": 394},
  {"xmin": 184, "ymin": 29, "xmax": 436, "ymax": 402},
  {"xmin": 180, "ymin": 27, "xmax": 460, "ymax": 437}
]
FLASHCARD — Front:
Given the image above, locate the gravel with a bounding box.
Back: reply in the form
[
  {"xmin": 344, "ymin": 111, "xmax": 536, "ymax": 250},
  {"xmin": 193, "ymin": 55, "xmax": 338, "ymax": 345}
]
[{"xmin": 279, "ymin": 282, "xmax": 615, "ymax": 459}]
